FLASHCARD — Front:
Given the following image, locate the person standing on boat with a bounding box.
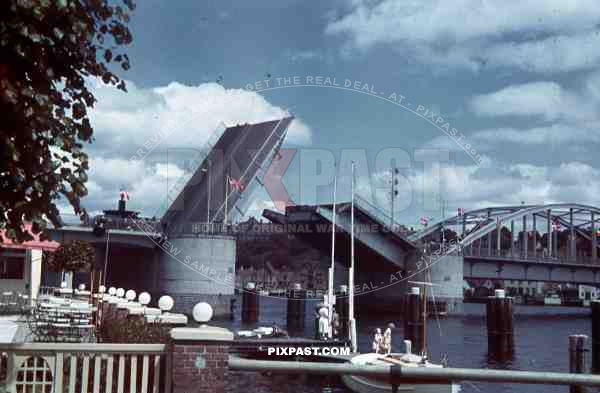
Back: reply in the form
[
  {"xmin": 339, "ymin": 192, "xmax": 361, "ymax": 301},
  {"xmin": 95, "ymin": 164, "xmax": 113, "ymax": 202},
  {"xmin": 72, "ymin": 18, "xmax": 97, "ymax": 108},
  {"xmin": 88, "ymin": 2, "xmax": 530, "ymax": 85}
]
[
  {"xmin": 382, "ymin": 323, "xmax": 395, "ymax": 355},
  {"xmin": 332, "ymin": 311, "xmax": 340, "ymax": 339},
  {"xmin": 318, "ymin": 307, "xmax": 330, "ymax": 340},
  {"xmin": 372, "ymin": 328, "xmax": 383, "ymax": 353}
]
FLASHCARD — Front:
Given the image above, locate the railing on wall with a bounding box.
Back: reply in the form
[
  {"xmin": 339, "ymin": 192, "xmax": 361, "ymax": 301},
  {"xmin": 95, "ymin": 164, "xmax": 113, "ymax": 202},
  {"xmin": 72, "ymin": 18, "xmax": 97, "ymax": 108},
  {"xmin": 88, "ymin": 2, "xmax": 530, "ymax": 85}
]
[{"xmin": 0, "ymin": 343, "xmax": 170, "ymax": 393}]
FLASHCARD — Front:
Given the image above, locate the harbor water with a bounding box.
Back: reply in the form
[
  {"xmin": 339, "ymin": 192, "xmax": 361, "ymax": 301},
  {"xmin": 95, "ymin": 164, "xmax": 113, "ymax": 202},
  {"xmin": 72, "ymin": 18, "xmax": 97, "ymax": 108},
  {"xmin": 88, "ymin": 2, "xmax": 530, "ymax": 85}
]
[{"xmin": 214, "ymin": 296, "xmax": 592, "ymax": 393}]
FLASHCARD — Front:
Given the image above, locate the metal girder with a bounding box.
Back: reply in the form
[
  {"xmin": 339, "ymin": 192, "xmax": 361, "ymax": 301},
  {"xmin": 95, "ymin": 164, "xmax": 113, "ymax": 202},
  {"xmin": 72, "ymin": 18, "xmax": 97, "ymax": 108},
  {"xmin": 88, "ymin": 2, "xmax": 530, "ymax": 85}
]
[{"xmin": 413, "ymin": 203, "xmax": 600, "ymax": 247}]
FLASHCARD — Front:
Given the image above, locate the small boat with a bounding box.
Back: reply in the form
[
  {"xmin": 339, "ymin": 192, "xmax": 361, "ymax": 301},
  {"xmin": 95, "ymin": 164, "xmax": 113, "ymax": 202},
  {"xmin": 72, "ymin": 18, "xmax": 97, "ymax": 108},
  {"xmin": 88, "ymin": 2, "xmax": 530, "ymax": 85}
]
[
  {"xmin": 343, "ymin": 281, "xmax": 459, "ymax": 393},
  {"xmin": 342, "ymin": 352, "xmax": 460, "ymax": 393},
  {"xmin": 544, "ymin": 293, "xmax": 562, "ymax": 306},
  {"xmin": 236, "ymin": 324, "xmax": 288, "ymax": 339}
]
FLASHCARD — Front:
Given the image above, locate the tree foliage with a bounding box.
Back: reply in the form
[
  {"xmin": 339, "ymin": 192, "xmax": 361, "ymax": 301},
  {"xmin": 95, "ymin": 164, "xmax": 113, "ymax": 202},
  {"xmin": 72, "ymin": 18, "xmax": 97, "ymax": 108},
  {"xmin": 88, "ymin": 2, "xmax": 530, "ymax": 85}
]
[
  {"xmin": 0, "ymin": 0, "xmax": 135, "ymax": 242},
  {"xmin": 46, "ymin": 240, "xmax": 94, "ymax": 272}
]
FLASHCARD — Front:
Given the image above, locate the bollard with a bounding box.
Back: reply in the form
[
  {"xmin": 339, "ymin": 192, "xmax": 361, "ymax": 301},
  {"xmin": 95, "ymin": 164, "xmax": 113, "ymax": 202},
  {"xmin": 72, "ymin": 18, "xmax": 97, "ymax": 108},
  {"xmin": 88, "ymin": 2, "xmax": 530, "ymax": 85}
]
[
  {"xmin": 486, "ymin": 289, "xmax": 514, "ymax": 360},
  {"xmin": 335, "ymin": 285, "xmax": 349, "ymax": 341},
  {"xmin": 286, "ymin": 283, "xmax": 305, "ymax": 334},
  {"xmin": 403, "ymin": 287, "xmax": 423, "ymax": 354},
  {"xmin": 592, "ymin": 301, "xmax": 600, "ymax": 373},
  {"xmin": 569, "ymin": 334, "xmax": 588, "ymax": 393},
  {"xmin": 241, "ymin": 282, "xmax": 259, "ymax": 323}
]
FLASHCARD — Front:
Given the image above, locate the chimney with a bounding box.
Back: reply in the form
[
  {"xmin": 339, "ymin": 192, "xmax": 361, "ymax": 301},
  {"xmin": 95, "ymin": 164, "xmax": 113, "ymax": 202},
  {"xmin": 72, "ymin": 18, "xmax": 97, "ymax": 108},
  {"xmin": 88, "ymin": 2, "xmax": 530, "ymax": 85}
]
[{"xmin": 118, "ymin": 199, "xmax": 126, "ymax": 213}]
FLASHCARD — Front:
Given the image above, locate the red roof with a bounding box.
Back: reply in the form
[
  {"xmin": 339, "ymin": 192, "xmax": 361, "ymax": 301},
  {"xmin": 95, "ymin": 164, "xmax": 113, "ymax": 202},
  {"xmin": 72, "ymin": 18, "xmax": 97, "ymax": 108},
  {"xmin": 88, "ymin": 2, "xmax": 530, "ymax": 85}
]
[{"xmin": 0, "ymin": 223, "xmax": 59, "ymax": 252}]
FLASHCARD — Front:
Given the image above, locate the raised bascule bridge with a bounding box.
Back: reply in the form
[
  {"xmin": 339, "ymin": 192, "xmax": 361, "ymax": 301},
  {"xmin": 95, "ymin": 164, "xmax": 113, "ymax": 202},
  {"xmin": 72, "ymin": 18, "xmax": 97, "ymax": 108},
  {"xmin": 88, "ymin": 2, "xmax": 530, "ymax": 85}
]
[
  {"xmin": 265, "ymin": 202, "xmax": 600, "ymax": 314},
  {"xmin": 50, "ymin": 117, "xmax": 294, "ymax": 317},
  {"xmin": 263, "ymin": 195, "xmax": 422, "ymax": 315}
]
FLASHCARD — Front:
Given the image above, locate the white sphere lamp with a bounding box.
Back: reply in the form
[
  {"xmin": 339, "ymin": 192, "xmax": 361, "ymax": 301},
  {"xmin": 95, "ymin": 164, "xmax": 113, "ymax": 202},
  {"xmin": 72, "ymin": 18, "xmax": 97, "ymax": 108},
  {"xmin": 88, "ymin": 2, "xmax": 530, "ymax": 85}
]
[
  {"xmin": 116, "ymin": 288, "xmax": 125, "ymax": 298},
  {"xmin": 125, "ymin": 290, "xmax": 136, "ymax": 301},
  {"xmin": 138, "ymin": 292, "xmax": 151, "ymax": 306},
  {"xmin": 108, "ymin": 287, "xmax": 117, "ymax": 295},
  {"xmin": 99, "ymin": 285, "xmax": 106, "ymax": 294},
  {"xmin": 158, "ymin": 295, "xmax": 174, "ymax": 312},
  {"xmin": 193, "ymin": 302, "xmax": 213, "ymax": 324},
  {"xmin": 78, "ymin": 284, "xmax": 86, "ymax": 291},
  {"xmin": 60, "ymin": 281, "xmax": 67, "ymax": 289},
  {"xmin": 246, "ymin": 282, "xmax": 256, "ymax": 290}
]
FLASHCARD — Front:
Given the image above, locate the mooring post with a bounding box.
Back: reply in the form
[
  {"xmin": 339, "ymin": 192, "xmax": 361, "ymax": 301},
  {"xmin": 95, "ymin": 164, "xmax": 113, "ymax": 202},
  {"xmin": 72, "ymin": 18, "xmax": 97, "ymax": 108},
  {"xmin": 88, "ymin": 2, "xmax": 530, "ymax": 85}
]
[
  {"xmin": 591, "ymin": 301, "xmax": 600, "ymax": 373},
  {"xmin": 335, "ymin": 285, "xmax": 349, "ymax": 341},
  {"xmin": 241, "ymin": 282, "xmax": 259, "ymax": 323},
  {"xmin": 486, "ymin": 289, "xmax": 514, "ymax": 360},
  {"xmin": 403, "ymin": 287, "xmax": 423, "ymax": 354},
  {"xmin": 569, "ymin": 334, "xmax": 588, "ymax": 393},
  {"xmin": 286, "ymin": 283, "xmax": 306, "ymax": 333}
]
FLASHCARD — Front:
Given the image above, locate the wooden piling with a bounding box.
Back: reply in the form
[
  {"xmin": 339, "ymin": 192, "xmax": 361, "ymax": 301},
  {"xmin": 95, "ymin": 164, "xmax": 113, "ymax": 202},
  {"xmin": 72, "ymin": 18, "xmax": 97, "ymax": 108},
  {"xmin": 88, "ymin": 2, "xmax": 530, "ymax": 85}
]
[
  {"xmin": 592, "ymin": 301, "xmax": 600, "ymax": 373},
  {"xmin": 241, "ymin": 282, "xmax": 259, "ymax": 324},
  {"xmin": 286, "ymin": 284, "xmax": 306, "ymax": 333},
  {"xmin": 569, "ymin": 334, "xmax": 588, "ymax": 393},
  {"xmin": 403, "ymin": 287, "xmax": 423, "ymax": 354},
  {"xmin": 486, "ymin": 289, "xmax": 514, "ymax": 360}
]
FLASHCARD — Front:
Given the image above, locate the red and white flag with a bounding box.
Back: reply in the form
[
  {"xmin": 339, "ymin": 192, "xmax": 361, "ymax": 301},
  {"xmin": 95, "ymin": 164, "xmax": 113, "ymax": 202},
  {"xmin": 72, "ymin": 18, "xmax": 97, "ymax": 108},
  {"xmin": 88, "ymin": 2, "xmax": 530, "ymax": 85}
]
[
  {"xmin": 119, "ymin": 190, "xmax": 130, "ymax": 201},
  {"xmin": 420, "ymin": 216, "xmax": 429, "ymax": 226},
  {"xmin": 551, "ymin": 219, "xmax": 561, "ymax": 231},
  {"xmin": 457, "ymin": 208, "xmax": 465, "ymax": 217},
  {"xmin": 228, "ymin": 176, "xmax": 245, "ymax": 191}
]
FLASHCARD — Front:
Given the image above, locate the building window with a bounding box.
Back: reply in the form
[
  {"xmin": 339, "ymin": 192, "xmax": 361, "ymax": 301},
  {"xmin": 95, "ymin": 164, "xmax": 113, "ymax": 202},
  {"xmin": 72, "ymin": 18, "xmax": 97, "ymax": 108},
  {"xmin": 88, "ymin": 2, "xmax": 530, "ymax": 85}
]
[{"xmin": 0, "ymin": 256, "xmax": 25, "ymax": 279}]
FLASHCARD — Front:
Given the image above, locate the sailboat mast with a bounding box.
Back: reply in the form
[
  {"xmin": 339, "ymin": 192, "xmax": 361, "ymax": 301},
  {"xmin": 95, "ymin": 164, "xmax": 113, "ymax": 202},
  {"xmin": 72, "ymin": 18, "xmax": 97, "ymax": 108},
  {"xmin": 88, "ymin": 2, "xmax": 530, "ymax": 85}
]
[
  {"xmin": 349, "ymin": 161, "xmax": 357, "ymax": 353},
  {"xmin": 328, "ymin": 164, "xmax": 337, "ymax": 338}
]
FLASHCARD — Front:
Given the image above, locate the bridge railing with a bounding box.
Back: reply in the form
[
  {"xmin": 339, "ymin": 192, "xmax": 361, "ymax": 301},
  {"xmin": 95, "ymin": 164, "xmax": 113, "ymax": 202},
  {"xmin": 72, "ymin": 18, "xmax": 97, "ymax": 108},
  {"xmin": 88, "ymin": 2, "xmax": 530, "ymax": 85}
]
[{"xmin": 463, "ymin": 247, "xmax": 600, "ymax": 266}]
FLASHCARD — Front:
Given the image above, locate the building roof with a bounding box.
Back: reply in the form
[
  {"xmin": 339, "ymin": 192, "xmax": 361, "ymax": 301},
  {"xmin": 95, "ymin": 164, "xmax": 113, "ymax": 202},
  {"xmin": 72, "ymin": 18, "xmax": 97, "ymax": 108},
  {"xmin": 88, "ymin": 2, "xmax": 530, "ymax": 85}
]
[{"xmin": 1, "ymin": 223, "xmax": 60, "ymax": 252}]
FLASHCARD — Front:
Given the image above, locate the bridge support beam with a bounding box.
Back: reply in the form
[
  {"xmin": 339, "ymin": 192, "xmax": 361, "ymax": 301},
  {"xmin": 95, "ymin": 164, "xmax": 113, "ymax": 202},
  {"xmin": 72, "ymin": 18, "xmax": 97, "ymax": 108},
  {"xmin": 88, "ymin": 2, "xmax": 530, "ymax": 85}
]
[
  {"xmin": 496, "ymin": 221, "xmax": 502, "ymax": 254},
  {"xmin": 554, "ymin": 229, "xmax": 559, "ymax": 258},
  {"xmin": 522, "ymin": 216, "xmax": 528, "ymax": 259},
  {"xmin": 532, "ymin": 214, "xmax": 537, "ymax": 258},
  {"xmin": 488, "ymin": 209, "xmax": 492, "ymax": 257},
  {"xmin": 510, "ymin": 220, "xmax": 514, "ymax": 257},
  {"xmin": 570, "ymin": 208, "xmax": 576, "ymax": 260},
  {"xmin": 547, "ymin": 209, "xmax": 553, "ymax": 258},
  {"xmin": 593, "ymin": 212, "xmax": 597, "ymax": 261}
]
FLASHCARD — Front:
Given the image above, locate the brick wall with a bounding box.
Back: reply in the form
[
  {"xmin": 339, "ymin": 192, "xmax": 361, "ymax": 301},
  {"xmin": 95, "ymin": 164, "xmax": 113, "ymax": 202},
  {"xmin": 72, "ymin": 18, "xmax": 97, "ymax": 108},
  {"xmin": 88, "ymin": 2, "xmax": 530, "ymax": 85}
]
[{"xmin": 172, "ymin": 341, "xmax": 230, "ymax": 393}]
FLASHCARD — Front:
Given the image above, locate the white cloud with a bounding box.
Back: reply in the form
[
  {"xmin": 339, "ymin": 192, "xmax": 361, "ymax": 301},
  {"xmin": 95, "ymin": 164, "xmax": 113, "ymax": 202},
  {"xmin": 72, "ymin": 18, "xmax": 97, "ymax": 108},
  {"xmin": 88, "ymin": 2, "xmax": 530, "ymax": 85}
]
[
  {"xmin": 470, "ymin": 124, "xmax": 600, "ymax": 145},
  {"xmin": 468, "ymin": 81, "xmax": 593, "ymax": 121},
  {"xmin": 365, "ymin": 160, "xmax": 600, "ymax": 217},
  {"xmin": 326, "ymin": 0, "xmax": 600, "ymax": 72},
  {"xmin": 88, "ymin": 79, "xmax": 312, "ymax": 153}
]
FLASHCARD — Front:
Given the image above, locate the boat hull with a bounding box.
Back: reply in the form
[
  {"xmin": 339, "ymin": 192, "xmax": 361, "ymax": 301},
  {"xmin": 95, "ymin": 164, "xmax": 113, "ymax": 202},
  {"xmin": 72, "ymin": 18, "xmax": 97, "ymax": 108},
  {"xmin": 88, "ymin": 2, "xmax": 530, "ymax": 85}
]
[
  {"xmin": 341, "ymin": 353, "xmax": 460, "ymax": 393},
  {"xmin": 342, "ymin": 374, "xmax": 458, "ymax": 393}
]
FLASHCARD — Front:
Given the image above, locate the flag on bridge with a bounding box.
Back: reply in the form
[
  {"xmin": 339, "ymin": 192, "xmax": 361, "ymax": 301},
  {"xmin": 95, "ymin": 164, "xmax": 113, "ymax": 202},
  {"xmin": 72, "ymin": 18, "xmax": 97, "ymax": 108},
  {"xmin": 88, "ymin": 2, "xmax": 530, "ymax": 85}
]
[
  {"xmin": 552, "ymin": 219, "xmax": 561, "ymax": 231},
  {"xmin": 420, "ymin": 216, "xmax": 429, "ymax": 226},
  {"xmin": 458, "ymin": 208, "xmax": 465, "ymax": 217},
  {"xmin": 228, "ymin": 176, "xmax": 245, "ymax": 192}
]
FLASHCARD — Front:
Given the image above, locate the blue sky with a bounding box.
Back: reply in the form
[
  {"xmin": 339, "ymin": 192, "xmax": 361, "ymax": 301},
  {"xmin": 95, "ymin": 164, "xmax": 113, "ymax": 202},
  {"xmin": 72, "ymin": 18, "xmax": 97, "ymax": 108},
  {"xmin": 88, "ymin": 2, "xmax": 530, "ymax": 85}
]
[{"xmin": 76, "ymin": 0, "xmax": 600, "ymax": 228}]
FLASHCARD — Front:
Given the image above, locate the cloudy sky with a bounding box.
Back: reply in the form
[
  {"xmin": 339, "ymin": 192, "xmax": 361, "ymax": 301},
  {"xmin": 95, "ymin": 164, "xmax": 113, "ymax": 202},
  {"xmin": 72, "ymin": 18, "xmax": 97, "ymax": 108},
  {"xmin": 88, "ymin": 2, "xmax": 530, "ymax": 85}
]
[{"xmin": 73, "ymin": 0, "xmax": 600, "ymax": 227}]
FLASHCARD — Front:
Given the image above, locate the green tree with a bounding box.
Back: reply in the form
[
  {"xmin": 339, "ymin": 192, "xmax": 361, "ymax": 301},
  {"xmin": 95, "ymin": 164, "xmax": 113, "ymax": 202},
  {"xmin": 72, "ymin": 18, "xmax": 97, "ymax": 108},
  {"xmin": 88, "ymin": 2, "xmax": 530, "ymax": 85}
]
[
  {"xmin": 45, "ymin": 240, "xmax": 94, "ymax": 273},
  {"xmin": 0, "ymin": 0, "xmax": 135, "ymax": 242}
]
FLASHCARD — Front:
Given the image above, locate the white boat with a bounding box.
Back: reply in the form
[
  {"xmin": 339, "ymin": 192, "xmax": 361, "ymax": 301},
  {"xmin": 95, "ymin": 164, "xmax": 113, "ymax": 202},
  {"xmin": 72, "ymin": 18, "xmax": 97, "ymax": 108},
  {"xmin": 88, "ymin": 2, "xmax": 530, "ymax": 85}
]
[
  {"xmin": 544, "ymin": 293, "xmax": 562, "ymax": 305},
  {"xmin": 342, "ymin": 352, "xmax": 460, "ymax": 393}
]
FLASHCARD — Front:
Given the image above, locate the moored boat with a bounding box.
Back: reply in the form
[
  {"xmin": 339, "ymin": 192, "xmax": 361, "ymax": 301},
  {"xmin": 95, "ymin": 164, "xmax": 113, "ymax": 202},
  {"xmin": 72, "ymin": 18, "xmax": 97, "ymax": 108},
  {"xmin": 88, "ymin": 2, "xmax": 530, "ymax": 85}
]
[{"xmin": 341, "ymin": 352, "xmax": 460, "ymax": 393}]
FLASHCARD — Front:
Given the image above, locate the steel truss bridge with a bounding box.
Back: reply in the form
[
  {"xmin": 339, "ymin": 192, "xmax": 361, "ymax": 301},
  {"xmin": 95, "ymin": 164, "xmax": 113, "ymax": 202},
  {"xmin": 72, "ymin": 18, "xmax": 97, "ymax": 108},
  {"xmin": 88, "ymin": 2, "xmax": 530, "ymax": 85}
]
[{"xmin": 408, "ymin": 204, "xmax": 600, "ymax": 276}]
